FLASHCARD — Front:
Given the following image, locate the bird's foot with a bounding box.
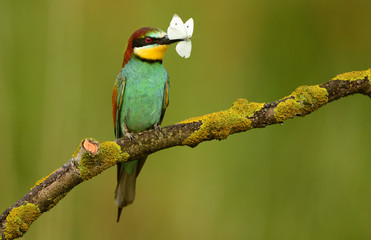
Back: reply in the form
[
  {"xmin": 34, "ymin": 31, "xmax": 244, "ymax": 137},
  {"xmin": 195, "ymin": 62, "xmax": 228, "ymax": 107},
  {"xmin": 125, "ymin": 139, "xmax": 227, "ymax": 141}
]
[
  {"xmin": 123, "ymin": 123, "xmax": 135, "ymax": 140},
  {"xmin": 125, "ymin": 132, "xmax": 135, "ymax": 140},
  {"xmin": 153, "ymin": 124, "xmax": 161, "ymax": 132}
]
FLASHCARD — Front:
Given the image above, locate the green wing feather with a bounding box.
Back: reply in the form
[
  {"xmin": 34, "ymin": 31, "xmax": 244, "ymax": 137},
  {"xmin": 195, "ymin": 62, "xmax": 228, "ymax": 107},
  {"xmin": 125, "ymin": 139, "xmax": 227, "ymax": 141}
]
[
  {"xmin": 114, "ymin": 74, "xmax": 126, "ymax": 139},
  {"xmin": 114, "ymin": 73, "xmax": 126, "ymax": 184},
  {"xmin": 159, "ymin": 76, "xmax": 170, "ymax": 125}
]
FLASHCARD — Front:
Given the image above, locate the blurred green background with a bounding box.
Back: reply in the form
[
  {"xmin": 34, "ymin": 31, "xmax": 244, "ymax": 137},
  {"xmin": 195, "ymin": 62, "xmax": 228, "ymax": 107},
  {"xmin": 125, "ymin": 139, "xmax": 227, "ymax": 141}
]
[{"xmin": 1, "ymin": 0, "xmax": 371, "ymax": 239}]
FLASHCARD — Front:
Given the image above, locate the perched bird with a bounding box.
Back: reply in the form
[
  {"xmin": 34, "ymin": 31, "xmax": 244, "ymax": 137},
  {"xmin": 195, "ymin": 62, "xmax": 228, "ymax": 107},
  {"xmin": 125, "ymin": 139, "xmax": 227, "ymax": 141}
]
[{"xmin": 112, "ymin": 27, "xmax": 180, "ymax": 222}]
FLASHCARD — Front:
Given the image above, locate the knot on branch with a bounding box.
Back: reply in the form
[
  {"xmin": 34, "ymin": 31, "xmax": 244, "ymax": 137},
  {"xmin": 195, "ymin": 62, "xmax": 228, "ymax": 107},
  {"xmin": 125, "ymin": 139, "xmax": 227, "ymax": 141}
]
[{"xmin": 73, "ymin": 139, "xmax": 127, "ymax": 180}]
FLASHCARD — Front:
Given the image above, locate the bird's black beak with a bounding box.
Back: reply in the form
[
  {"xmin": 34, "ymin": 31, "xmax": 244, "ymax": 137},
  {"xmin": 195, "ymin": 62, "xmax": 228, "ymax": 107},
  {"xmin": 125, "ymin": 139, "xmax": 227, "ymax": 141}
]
[{"xmin": 160, "ymin": 36, "xmax": 182, "ymax": 45}]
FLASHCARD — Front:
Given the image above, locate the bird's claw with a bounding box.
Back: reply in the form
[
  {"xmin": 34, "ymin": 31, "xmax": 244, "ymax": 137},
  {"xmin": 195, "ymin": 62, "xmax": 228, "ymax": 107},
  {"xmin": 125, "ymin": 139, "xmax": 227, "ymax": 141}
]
[
  {"xmin": 153, "ymin": 124, "xmax": 161, "ymax": 132},
  {"xmin": 123, "ymin": 123, "xmax": 135, "ymax": 140},
  {"xmin": 125, "ymin": 132, "xmax": 135, "ymax": 140}
]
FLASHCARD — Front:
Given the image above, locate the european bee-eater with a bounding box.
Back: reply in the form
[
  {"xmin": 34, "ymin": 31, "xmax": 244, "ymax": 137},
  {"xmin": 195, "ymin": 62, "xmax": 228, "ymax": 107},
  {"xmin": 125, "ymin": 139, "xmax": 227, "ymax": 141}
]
[{"xmin": 112, "ymin": 27, "xmax": 180, "ymax": 222}]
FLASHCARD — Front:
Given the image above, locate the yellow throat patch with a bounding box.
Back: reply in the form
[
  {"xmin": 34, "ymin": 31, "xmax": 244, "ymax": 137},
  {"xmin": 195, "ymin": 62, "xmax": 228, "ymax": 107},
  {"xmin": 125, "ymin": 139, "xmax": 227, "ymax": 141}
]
[{"xmin": 134, "ymin": 45, "xmax": 169, "ymax": 61}]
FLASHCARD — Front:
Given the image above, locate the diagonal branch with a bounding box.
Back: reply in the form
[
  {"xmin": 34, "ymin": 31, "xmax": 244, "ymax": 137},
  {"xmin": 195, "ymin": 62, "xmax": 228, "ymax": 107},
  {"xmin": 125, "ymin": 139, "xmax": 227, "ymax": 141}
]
[{"xmin": 0, "ymin": 69, "xmax": 370, "ymax": 239}]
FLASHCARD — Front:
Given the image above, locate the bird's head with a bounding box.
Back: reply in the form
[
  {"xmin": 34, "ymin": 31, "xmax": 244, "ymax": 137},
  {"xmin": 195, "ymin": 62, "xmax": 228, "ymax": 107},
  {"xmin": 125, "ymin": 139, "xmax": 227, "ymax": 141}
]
[{"xmin": 122, "ymin": 27, "xmax": 180, "ymax": 67}]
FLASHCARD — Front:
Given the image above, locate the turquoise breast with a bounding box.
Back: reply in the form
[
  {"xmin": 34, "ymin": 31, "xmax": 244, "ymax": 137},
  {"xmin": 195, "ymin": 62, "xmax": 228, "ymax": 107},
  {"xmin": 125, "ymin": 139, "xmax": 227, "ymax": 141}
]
[{"xmin": 120, "ymin": 57, "xmax": 168, "ymax": 133}]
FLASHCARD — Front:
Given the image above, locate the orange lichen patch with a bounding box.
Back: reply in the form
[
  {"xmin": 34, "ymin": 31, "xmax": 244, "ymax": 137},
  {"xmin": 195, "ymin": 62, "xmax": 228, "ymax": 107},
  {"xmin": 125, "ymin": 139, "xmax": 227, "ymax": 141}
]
[
  {"xmin": 179, "ymin": 99, "xmax": 264, "ymax": 147},
  {"xmin": 332, "ymin": 69, "xmax": 371, "ymax": 82},
  {"xmin": 4, "ymin": 203, "xmax": 41, "ymax": 239}
]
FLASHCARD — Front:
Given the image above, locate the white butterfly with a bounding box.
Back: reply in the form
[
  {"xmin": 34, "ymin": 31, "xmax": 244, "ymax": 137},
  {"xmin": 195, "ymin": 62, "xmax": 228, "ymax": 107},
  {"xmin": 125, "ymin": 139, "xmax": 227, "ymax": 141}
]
[{"xmin": 167, "ymin": 14, "xmax": 194, "ymax": 58}]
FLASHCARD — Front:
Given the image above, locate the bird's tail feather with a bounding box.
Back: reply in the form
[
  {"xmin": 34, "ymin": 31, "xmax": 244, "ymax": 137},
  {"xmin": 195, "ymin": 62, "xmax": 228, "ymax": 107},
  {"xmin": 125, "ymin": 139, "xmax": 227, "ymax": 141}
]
[{"xmin": 115, "ymin": 157, "xmax": 147, "ymax": 222}]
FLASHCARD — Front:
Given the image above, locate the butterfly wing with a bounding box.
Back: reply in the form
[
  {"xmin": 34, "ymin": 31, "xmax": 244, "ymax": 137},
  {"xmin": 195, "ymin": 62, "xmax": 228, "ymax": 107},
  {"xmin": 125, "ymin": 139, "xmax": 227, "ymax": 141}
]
[
  {"xmin": 167, "ymin": 14, "xmax": 187, "ymax": 40},
  {"xmin": 176, "ymin": 40, "xmax": 192, "ymax": 58},
  {"xmin": 184, "ymin": 18, "xmax": 194, "ymax": 38}
]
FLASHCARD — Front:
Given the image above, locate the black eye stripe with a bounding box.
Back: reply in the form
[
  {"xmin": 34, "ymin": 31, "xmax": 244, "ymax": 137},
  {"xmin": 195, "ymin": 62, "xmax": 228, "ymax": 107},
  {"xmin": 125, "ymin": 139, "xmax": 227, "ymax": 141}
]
[{"xmin": 132, "ymin": 37, "xmax": 163, "ymax": 48}]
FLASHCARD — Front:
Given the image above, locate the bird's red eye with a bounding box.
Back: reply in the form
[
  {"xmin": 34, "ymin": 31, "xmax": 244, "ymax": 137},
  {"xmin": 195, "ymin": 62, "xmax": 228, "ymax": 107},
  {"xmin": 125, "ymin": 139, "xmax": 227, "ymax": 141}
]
[{"xmin": 145, "ymin": 37, "xmax": 152, "ymax": 43}]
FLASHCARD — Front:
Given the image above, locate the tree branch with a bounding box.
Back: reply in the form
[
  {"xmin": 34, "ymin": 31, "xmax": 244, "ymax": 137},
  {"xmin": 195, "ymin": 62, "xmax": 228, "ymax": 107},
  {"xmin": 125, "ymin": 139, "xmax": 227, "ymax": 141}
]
[{"xmin": 1, "ymin": 69, "xmax": 370, "ymax": 239}]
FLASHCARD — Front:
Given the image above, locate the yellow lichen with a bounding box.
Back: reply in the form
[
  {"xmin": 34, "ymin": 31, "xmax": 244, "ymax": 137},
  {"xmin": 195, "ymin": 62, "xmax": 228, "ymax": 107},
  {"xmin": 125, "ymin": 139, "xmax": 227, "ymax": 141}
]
[
  {"xmin": 292, "ymin": 85, "xmax": 328, "ymax": 114},
  {"xmin": 231, "ymin": 99, "xmax": 265, "ymax": 118},
  {"xmin": 332, "ymin": 69, "xmax": 371, "ymax": 82},
  {"xmin": 31, "ymin": 169, "xmax": 58, "ymax": 190},
  {"xmin": 179, "ymin": 99, "xmax": 264, "ymax": 147},
  {"xmin": 72, "ymin": 141, "xmax": 82, "ymax": 158},
  {"xmin": 78, "ymin": 141, "xmax": 126, "ymax": 180},
  {"xmin": 4, "ymin": 203, "xmax": 41, "ymax": 239},
  {"xmin": 274, "ymin": 99, "xmax": 302, "ymax": 122},
  {"xmin": 275, "ymin": 85, "xmax": 328, "ymax": 122}
]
